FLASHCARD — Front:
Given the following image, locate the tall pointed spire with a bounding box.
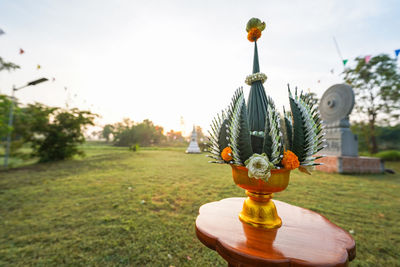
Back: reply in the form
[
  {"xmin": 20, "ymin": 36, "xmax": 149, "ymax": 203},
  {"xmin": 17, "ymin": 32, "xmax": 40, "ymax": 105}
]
[
  {"xmin": 252, "ymin": 41, "xmax": 260, "ymax": 74},
  {"xmin": 246, "ymin": 41, "xmax": 269, "ymax": 153},
  {"xmin": 245, "ymin": 16, "xmax": 269, "ymax": 154}
]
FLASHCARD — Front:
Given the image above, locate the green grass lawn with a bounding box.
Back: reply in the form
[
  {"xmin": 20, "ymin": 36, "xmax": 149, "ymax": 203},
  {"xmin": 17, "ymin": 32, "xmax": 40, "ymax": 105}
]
[{"xmin": 1, "ymin": 144, "xmax": 399, "ymax": 266}]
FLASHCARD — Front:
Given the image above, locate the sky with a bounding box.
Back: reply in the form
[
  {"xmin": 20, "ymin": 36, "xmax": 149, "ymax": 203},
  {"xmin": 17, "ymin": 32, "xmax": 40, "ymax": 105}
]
[{"xmin": 0, "ymin": 0, "xmax": 399, "ymax": 136}]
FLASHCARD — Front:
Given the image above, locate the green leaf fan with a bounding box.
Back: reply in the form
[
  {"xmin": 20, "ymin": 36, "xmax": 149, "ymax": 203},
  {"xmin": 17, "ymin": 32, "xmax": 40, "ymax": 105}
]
[
  {"xmin": 287, "ymin": 86, "xmax": 325, "ymax": 166},
  {"xmin": 207, "ymin": 111, "xmax": 228, "ymax": 163},
  {"xmin": 227, "ymin": 88, "xmax": 253, "ymax": 165},
  {"xmin": 262, "ymin": 96, "xmax": 284, "ymax": 165}
]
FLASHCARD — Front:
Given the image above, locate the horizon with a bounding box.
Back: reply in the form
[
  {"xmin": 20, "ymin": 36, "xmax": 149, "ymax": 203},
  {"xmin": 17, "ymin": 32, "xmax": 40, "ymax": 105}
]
[{"xmin": 1, "ymin": 0, "xmax": 399, "ymax": 135}]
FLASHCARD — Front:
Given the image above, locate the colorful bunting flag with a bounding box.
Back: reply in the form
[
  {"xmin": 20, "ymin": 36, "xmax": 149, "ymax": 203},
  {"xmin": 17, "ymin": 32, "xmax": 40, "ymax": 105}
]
[
  {"xmin": 342, "ymin": 59, "xmax": 348, "ymax": 66},
  {"xmin": 36, "ymin": 64, "xmax": 41, "ymax": 69},
  {"xmin": 365, "ymin": 55, "xmax": 372, "ymax": 64},
  {"xmin": 395, "ymin": 49, "xmax": 400, "ymax": 58},
  {"xmin": 0, "ymin": 28, "xmax": 5, "ymax": 35},
  {"xmin": 19, "ymin": 48, "xmax": 24, "ymax": 54}
]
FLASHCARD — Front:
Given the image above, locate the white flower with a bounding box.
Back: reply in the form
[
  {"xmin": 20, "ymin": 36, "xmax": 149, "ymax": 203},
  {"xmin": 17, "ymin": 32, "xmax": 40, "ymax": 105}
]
[{"xmin": 245, "ymin": 153, "xmax": 274, "ymax": 181}]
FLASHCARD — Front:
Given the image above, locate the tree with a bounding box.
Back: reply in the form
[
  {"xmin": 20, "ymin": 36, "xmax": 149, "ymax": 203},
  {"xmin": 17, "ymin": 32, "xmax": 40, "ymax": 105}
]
[
  {"xmin": 377, "ymin": 124, "xmax": 400, "ymax": 150},
  {"xmin": 112, "ymin": 119, "xmax": 165, "ymax": 147},
  {"xmin": 102, "ymin": 124, "xmax": 114, "ymax": 142},
  {"xmin": 23, "ymin": 104, "xmax": 97, "ymax": 162},
  {"xmin": 343, "ymin": 54, "xmax": 400, "ymax": 153},
  {"xmin": 134, "ymin": 119, "xmax": 164, "ymax": 146},
  {"xmin": 1, "ymin": 99, "xmax": 97, "ymax": 162},
  {"xmin": 0, "ymin": 95, "xmax": 29, "ymax": 156},
  {"xmin": 166, "ymin": 130, "xmax": 185, "ymax": 144},
  {"xmin": 196, "ymin": 126, "xmax": 205, "ymax": 143},
  {"xmin": 0, "ymin": 94, "xmax": 12, "ymax": 139},
  {"xmin": 0, "ymin": 57, "xmax": 20, "ymax": 147},
  {"xmin": 112, "ymin": 119, "xmax": 135, "ymax": 146},
  {"xmin": 196, "ymin": 126, "xmax": 208, "ymax": 152},
  {"xmin": 352, "ymin": 122, "xmax": 400, "ymax": 152},
  {"xmin": 0, "ymin": 57, "xmax": 20, "ymax": 72}
]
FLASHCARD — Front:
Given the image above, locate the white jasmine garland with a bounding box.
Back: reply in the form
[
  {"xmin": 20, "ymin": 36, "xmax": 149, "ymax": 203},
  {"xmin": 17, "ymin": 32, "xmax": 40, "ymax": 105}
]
[
  {"xmin": 245, "ymin": 153, "xmax": 274, "ymax": 181},
  {"xmin": 245, "ymin": 72, "xmax": 267, "ymax": 85}
]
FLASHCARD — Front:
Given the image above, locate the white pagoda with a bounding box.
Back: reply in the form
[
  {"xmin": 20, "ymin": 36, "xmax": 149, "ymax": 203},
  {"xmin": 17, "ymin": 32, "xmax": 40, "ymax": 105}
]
[{"xmin": 186, "ymin": 126, "xmax": 201, "ymax": 153}]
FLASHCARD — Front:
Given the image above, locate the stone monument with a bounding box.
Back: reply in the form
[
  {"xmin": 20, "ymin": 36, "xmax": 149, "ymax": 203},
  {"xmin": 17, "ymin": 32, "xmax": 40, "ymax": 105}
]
[
  {"xmin": 186, "ymin": 126, "xmax": 201, "ymax": 154},
  {"xmin": 316, "ymin": 84, "xmax": 384, "ymax": 173},
  {"xmin": 319, "ymin": 84, "xmax": 358, "ymax": 157}
]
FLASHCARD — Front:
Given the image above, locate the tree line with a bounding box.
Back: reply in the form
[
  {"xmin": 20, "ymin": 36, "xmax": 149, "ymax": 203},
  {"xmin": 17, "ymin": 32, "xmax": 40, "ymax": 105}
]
[
  {"xmin": 102, "ymin": 119, "xmax": 165, "ymax": 147},
  {"xmin": 351, "ymin": 123, "xmax": 400, "ymax": 153},
  {"xmin": 2, "ymin": 52, "xmax": 399, "ymax": 162},
  {"xmin": 101, "ymin": 121, "xmax": 207, "ymax": 149}
]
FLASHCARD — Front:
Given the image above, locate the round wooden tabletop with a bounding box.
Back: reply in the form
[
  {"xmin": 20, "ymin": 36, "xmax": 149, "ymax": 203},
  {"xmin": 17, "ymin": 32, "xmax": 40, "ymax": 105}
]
[{"xmin": 196, "ymin": 198, "xmax": 356, "ymax": 267}]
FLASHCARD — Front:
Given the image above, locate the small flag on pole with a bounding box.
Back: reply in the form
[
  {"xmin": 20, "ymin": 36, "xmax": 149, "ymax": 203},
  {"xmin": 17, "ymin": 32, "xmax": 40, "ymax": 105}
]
[
  {"xmin": 342, "ymin": 59, "xmax": 348, "ymax": 66},
  {"xmin": 19, "ymin": 48, "xmax": 25, "ymax": 54},
  {"xmin": 395, "ymin": 49, "xmax": 400, "ymax": 58},
  {"xmin": 0, "ymin": 28, "xmax": 5, "ymax": 35},
  {"xmin": 365, "ymin": 55, "xmax": 372, "ymax": 64}
]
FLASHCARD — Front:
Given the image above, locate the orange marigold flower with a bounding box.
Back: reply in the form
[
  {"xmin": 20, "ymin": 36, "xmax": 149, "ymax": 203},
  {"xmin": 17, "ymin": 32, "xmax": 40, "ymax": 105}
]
[
  {"xmin": 247, "ymin": 28, "xmax": 261, "ymax": 42},
  {"xmin": 221, "ymin": 147, "xmax": 233, "ymax": 162},
  {"xmin": 281, "ymin": 150, "xmax": 300, "ymax": 170}
]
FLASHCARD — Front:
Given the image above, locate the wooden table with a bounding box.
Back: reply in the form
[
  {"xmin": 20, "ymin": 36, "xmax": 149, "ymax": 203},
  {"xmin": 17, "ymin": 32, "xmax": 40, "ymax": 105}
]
[{"xmin": 195, "ymin": 198, "xmax": 356, "ymax": 267}]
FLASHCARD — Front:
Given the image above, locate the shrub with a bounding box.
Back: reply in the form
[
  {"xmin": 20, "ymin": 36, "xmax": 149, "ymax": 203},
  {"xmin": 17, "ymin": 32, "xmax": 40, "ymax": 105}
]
[
  {"xmin": 375, "ymin": 150, "xmax": 400, "ymax": 161},
  {"xmin": 129, "ymin": 144, "xmax": 139, "ymax": 152},
  {"xmin": 24, "ymin": 105, "xmax": 97, "ymax": 162},
  {"xmin": 1, "ymin": 97, "xmax": 97, "ymax": 163},
  {"xmin": 199, "ymin": 141, "xmax": 210, "ymax": 152}
]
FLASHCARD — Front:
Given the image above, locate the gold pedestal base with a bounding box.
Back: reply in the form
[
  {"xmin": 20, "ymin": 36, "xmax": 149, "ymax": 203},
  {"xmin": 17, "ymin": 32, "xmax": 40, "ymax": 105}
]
[
  {"xmin": 239, "ymin": 191, "xmax": 282, "ymax": 228},
  {"xmin": 231, "ymin": 165, "xmax": 290, "ymax": 229}
]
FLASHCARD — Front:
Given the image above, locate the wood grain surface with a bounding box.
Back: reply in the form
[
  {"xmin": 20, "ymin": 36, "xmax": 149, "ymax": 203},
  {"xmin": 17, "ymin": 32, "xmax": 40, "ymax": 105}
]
[{"xmin": 196, "ymin": 198, "xmax": 356, "ymax": 267}]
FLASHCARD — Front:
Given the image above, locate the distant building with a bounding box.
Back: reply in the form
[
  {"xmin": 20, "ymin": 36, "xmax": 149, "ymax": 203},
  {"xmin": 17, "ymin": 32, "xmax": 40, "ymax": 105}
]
[{"xmin": 186, "ymin": 126, "xmax": 201, "ymax": 153}]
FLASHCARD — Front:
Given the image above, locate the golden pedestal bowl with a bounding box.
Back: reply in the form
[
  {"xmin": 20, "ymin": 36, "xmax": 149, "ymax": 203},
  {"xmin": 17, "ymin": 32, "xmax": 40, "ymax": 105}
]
[{"xmin": 231, "ymin": 165, "xmax": 290, "ymax": 229}]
